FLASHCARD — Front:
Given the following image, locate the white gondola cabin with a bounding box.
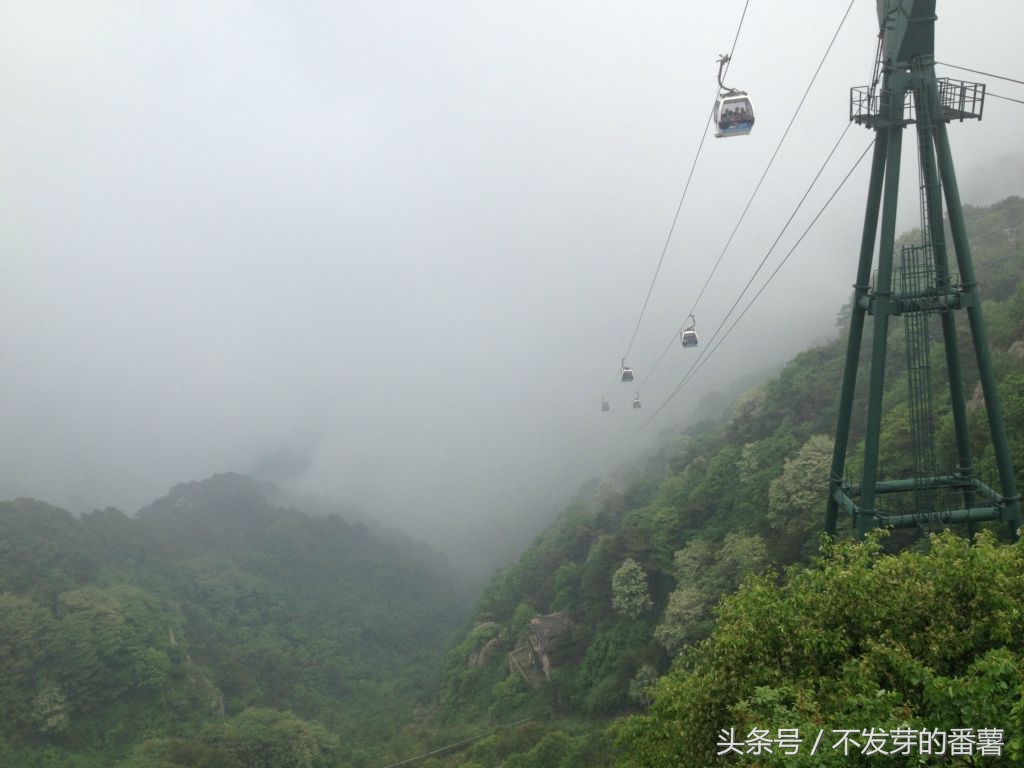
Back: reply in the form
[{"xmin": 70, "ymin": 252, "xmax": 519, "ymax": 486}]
[
  {"xmin": 714, "ymin": 54, "xmax": 754, "ymax": 138},
  {"xmin": 620, "ymin": 359, "xmax": 635, "ymax": 383},
  {"xmin": 714, "ymin": 92, "xmax": 754, "ymax": 138},
  {"xmin": 601, "ymin": 398, "xmax": 611, "ymax": 412},
  {"xmin": 632, "ymin": 394, "xmax": 642, "ymax": 409},
  {"xmin": 680, "ymin": 315, "xmax": 699, "ymax": 348}
]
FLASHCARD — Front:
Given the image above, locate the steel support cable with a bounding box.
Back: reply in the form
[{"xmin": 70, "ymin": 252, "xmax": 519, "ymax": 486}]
[
  {"xmin": 620, "ymin": 94, "xmax": 716, "ymax": 364},
  {"xmin": 987, "ymin": 91, "xmax": 1024, "ymax": 106},
  {"xmin": 934, "ymin": 62, "xmax": 1024, "ymax": 106},
  {"xmin": 635, "ymin": 0, "xmax": 856, "ymax": 392},
  {"xmin": 605, "ymin": 0, "xmax": 752, "ymax": 398},
  {"xmin": 935, "ymin": 61, "xmax": 1024, "ymax": 87},
  {"xmin": 639, "ymin": 119, "xmax": 853, "ymax": 396},
  {"xmin": 602, "ymin": 94, "xmax": 717, "ymax": 399},
  {"xmin": 379, "ymin": 715, "xmax": 539, "ymax": 768},
  {"xmin": 639, "ymin": 137, "xmax": 876, "ymax": 429},
  {"xmin": 640, "ymin": 121, "xmax": 854, "ymax": 424}
]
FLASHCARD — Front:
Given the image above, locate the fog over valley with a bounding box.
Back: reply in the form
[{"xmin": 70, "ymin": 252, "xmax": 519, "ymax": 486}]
[{"xmin": 2, "ymin": 0, "xmax": 1022, "ymax": 575}]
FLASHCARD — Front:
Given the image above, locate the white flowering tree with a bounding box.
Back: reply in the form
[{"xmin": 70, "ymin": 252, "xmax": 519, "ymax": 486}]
[{"xmin": 611, "ymin": 558, "xmax": 653, "ymax": 619}]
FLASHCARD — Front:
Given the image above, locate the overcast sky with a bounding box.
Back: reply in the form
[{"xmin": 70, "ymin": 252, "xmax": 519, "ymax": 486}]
[{"xmin": 2, "ymin": 1, "xmax": 1022, "ymax": 572}]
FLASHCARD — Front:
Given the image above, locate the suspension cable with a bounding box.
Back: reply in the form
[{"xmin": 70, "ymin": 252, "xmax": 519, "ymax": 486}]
[
  {"xmin": 639, "ymin": 138, "xmax": 876, "ymax": 428},
  {"xmin": 934, "ymin": 62, "xmax": 1024, "ymax": 106},
  {"xmin": 380, "ymin": 715, "xmax": 540, "ymax": 768},
  {"xmin": 642, "ymin": 122, "xmax": 854, "ymax": 418},
  {"xmin": 935, "ymin": 61, "xmax": 1024, "ymax": 87},
  {"xmin": 635, "ymin": 0, "xmax": 856, "ymax": 392},
  {"xmin": 603, "ymin": 93, "xmax": 717, "ymax": 399},
  {"xmin": 609, "ymin": 0, "xmax": 752, "ymax": 393},
  {"xmin": 620, "ymin": 95, "xmax": 715, "ymax": 365},
  {"xmin": 987, "ymin": 91, "xmax": 1024, "ymax": 107}
]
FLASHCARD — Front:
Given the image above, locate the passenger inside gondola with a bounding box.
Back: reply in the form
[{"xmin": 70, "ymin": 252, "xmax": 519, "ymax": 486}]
[{"xmin": 720, "ymin": 104, "xmax": 751, "ymax": 128}]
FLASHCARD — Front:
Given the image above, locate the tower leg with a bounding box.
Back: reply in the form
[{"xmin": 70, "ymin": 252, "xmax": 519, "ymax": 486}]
[
  {"xmin": 858, "ymin": 120, "xmax": 905, "ymax": 537},
  {"xmin": 934, "ymin": 121, "xmax": 1021, "ymax": 538},
  {"xmin": 827, "ymin": 136, "xmax": 889, "ymax": 536},
  {"xmin": 919, "ymin": 79, "xmax": 976, "ymax": 515}
]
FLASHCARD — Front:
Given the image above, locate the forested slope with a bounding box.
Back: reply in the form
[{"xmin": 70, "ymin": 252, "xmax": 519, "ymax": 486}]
[
  {"xmin": 0, "ymin": 473, "xmax": 469, "ymax": 767},
  {"xmin": 0, "ymin": 199, "xmax": 1021, "ymax": 768},
  {"xmin": 414, "ymin": 197, "xmax": 1024, "ymax": 767}
]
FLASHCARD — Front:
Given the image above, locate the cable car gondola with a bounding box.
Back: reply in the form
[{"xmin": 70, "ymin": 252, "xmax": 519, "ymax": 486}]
[
  {"xmin": 680, "ymin": 314, "xmax": 699, "ymax": 348},
  {"xmin": 620, "ymin": 358, "xmax": 635, "ymax": 383},
  {"xmin": 632, "ymin": 393, "xmax": 642, "ymax": 409},
  {"xmin": 601, "ymin": 398, "xmax": 611, "ymax": 412},
  {"xmin": 714, "ymin": 54, "xmax": 754, "ymax": 138}
]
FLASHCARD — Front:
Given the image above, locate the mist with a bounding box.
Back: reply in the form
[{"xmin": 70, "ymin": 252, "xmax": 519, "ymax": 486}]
[{"xmin": 2, "ymin": 1, "xmax": 1022, "ymax": 575}]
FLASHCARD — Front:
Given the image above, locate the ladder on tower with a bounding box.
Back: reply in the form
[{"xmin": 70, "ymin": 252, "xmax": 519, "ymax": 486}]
[{"xmin": 826, "ymin": 0, "xmax": 1019, "ymax": 539}]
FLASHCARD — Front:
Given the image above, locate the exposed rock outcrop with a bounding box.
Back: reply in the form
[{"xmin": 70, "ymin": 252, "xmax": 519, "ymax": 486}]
[{"xmin": 507, "ymin": 612, "xmax": 572, "ymax": 685}]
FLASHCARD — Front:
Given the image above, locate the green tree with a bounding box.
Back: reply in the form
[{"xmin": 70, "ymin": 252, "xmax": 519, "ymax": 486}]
[
  {"xmin": 766, "ymin": 434, "xmax": 833, "ymax": 548},
  {"xmin": 28, "ymin": 683, "xmax": 69, "ymax": 736},
  {"xmin": 0, "ymin": 594, "xmax": 58, "ymax": 731},
  {"xmin": 653, "ymin": 585, "xmax": 705, "ymax": 655},
  {"xmin": 201, "ymin": 708, "xmax": 341, "ymax": 768},
  {"xmin": 552, "ymin": 562, "xmax": 581, "ymax": 612},
  {"xmin": 610, "ymin": 559, "xmax": 652, "ymax": 620},
  {"xmin": 56, "ymin": 585, "xmax": 178, "ymax": 708},
  {"xmin": 655, "ymin": 534, "xmax": 766, "ymax": 654},
  {"xmin": 628, "ymin": 664, "xmax": 659, "ymax": 707},
  {"xmin": 119, "ymin": 738, "xmax": 234, "ymax": 768},
  {"xmin": 593, "ymin": 480, "xmax": 626, "ymax": 531},
  {"xmin": 619, "ymin": 533, "xmax": 1024, "ymax": 767}
]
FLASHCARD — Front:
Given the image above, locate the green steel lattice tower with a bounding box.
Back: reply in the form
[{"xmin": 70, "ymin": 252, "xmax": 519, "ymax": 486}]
[{"xmin": 825, "ymin": 0, "xmax": 1021, "ymax": 538}]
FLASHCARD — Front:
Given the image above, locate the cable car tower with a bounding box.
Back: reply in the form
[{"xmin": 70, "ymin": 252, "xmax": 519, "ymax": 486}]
[{"xmin": 826, "ymin": 0, "xmax": 1020, "ymax": 539}]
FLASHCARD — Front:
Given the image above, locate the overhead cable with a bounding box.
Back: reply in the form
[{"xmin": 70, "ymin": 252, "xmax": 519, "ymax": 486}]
[
  {"xmin": 379, "ymin": 715, "xmax": 539, "ymax": 768},
  {"xmin": 636, "ymin": 0, "xmax": 857, "ymax": 391},
  {"xmin": 935, "ymin": 61, "xmax": 1024, "ymax": 87},
  {"xmin": 606, "ymin": 0, "xmax": 752, "ymax": 397},
  {"xmin": 987, "ymin": 91, "xmax": 1024, "ymax": 107},
  {"xmin": 640, "ymin": 137, "xmax": 876, "ymax": 428},
  {"xmin": 604, "ymin": 93, "xmax": 717, "ymax": 398},
  {"xmin": 640, "ymin": 122, "xmax": 857, "ymax": 424}
]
